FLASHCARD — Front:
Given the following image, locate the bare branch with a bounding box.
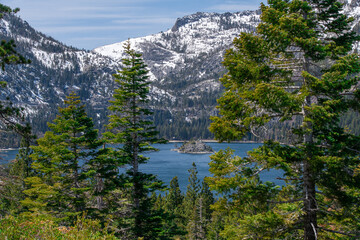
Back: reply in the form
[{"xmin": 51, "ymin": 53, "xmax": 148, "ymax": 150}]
[
  {"xmin": 282, "ymin": 86, "xmax": 301, "ymax": 90},
  {"xmin": 345, "ymin": 147, "xmax": 360, "ymax": 154},
  {"xmin": 319, "ymin": 227, "xmax": 360, "ymax": 238},
  {"xmin": 251, "ymin": 167, "xmax": 265, "ymax": 176}
]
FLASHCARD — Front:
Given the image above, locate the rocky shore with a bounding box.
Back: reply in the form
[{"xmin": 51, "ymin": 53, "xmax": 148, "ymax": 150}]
[{"xmin": 172, "ymin": 140, "xmax": 214, "ymax": 154}]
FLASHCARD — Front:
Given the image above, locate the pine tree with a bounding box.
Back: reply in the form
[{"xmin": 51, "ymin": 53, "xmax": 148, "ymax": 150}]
[
  {"xmin": 103, "ymin": 41, "xmax": 167, "ymax": 239},
  {"xmin": 166, "ymin": 176, "xmax": 184, "ymax": 212},
  {"xmin": 164, "ymin": 176, "xmax": 186, "ymax": 238},
  {"xmin": 0, "ymin": 4, "xmax": 31, "ymax": 139},
  {"xmin": 22, "ymin": 93, "xmax": 103, "ymax": 222},
  {"xmin": 209, "ymin": 0, "xmax": 360, "ymax": 239},
  {"xmin": 184, "ymin": 162, "xmax": 201, "ymax": 239},
  {"xmin": 206, "ymin": 211, "xmax": 225, "ymax": 240},
  {"xmin": 0, "ymin": 4, "xmax": 29, "ymax": 76},
  {"xmin": 86, "ymin": 144, "xmax": 119, "ymax": 217},
  {"xmin": 197, "ymin": 181, "xmax": 214, "ymax": 239},
  {"xmin": 184, "ymin": 165, "xmax": 215, "ymax": 239},
  {"xmin": 0, "ymin": 137, "xmax": 34, "ymax": 215}
]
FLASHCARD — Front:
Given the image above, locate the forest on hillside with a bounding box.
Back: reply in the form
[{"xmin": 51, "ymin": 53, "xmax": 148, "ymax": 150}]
[{"xmin": 1, "ymin": 0, "xmax": 360, "ymax": 239}]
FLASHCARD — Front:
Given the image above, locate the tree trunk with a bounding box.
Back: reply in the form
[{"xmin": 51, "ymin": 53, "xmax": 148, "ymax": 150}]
[
  {"xmin": 303, "ymin": 149, "xmax": 317, "ymax": 240},
  {"xmin": 95, "ymin": 174, "xmax": 104, "ymax": 210},
  {"xmin": 131, "ymin": 66, "xmax": 141, "ymax": 238},
  {"xmin": 302, "ymin": 52, "xmax": 317, "ymax": 239}
]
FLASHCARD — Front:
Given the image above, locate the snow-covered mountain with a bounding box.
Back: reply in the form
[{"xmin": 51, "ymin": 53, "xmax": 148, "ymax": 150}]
[
  {"xmin": 94, "ymin": 11, "xmax": 261, "ymax": 98},
  {"xmin": 0, "ymin": 14, "xmax": 121, "ymax": 137},
  {"xmin": 94, "ymin": 10, "xmax": 262, "ymax": 139},
  {"xmin": 0, "ymin": 1, "xmax": 359, "ymax": 144},
  {"xmin": 343, "ymin": 0, "xmax": 360, "ymax": 52},
  {"xmin": 0, "ymin": 9, "xmax": 262, "ymax": 141}
]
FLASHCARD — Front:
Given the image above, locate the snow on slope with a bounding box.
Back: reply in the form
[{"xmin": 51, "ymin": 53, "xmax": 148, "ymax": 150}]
[
  {"xmin": 0, "ymin": 3, "xmax": 359, "ymax": 141},
  {"xmin": 0, "ymin": 14, "xmax": 120, "ymax": 107},
  {"xmin": 342, "ymin": 0, "xmax": 360, "ymax": 51},
  {"xmin": 94, "ymin": 11, "xmax": 261, "ymax": 83}
]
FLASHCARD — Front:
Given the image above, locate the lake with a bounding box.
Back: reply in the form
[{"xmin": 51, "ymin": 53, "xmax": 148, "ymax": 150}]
[{"xmin": 0, "ymin": 142, "xmax": 284, "ymax": 193}]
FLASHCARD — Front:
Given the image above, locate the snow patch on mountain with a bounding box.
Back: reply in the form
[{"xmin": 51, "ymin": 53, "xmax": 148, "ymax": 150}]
[
  {"xmin": 0, "ymin": 2, "xmax": 359, "ymax": 141},
  {"xmin": 94, "ymin": 10, "xmax": 261, "ymax": 100}
]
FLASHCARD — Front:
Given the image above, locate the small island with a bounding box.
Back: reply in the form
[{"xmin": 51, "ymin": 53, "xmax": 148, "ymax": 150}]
[{"xmin": 173, "ymin": 140, "xmax": 214, "ymax": 154}]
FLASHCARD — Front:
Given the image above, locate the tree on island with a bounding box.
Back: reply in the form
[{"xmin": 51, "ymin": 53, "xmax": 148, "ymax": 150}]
[
  {"xmin": 103, "ymin": 41, "xmax": 168, "ymax": 239},
  {"xmin": 208, "ymin": 0, "xmax": 360, "ymax": 239}
]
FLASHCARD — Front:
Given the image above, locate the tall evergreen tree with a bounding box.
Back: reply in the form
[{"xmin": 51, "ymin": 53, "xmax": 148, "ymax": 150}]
[
  {"xmin": 164, "ymin": 176, "xmax": 186, "ymax": 238},
  {"xmin": 103, "ymin": 41, "xmax": 167, "ymax": 239},
  {"xmin": 167, "ymin": 176, "xmax": 184, "ymax": 212},
  {"xmin": 197, "ymin": 181, "xmax": 214, "ymax": 239},
  {"xmin": 209, "ymin": 0, "xmax": 360, "ymax": 239},
  {"xmin": 183, "ymin": 163, "xmax": 215, "ymax": 239},
  {"xmin": 0, "ymin": 4, "xmax": 29, "ymax": 76},
  {"xmin": 0, "ymin": 136, "xmax": 34, "ymax": 216},
  {"xmin": 0, "ymin": 4, "xmax": 35, "ymax": 217},
  {"xmin": 86, "ymin": 144, "xmax": 119, "ymax": 218},
  {"xmin": 0, "ymin": 4, "xmax": 34, "ymax": 215},
  {"xmin": 0, "ymin": 4, "xmax": 31, "ymax": 139},
  {"xmin": 22, "ymin": 93, "xmax": 103, "ymax": 222},
  {"xmin": 184, "ymin": 162, "xmax": 201, "ymax": 239}
]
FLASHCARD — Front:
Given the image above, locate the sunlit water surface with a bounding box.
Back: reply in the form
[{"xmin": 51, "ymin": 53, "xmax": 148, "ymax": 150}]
[{"xmin": 0, "ymin": 143, "xmax": 284, "ymax": 192}]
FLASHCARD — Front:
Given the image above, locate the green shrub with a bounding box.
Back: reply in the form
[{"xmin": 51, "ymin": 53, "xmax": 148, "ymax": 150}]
[{"xmin": 0, "ymin": 214, "xmax": 118, "ymax": 239}]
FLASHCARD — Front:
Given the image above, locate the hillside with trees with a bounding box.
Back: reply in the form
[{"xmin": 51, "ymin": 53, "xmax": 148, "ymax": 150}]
[
  {"xmin": 0, "ymin": 1, "xmax": 357, "ymax": 146},
  {"xmin": 209, "ymin": 0, "xmax": 360, "ymax": 238},
  {"xmin": 0, "ymin": 0, "xmax": 360, "ymax": 239}
]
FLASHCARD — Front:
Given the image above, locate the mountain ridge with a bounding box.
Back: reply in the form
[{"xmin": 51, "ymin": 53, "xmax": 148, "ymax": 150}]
[{"xmin": 0, "ymin": 3, "xmax": 359, "ymax": 146}]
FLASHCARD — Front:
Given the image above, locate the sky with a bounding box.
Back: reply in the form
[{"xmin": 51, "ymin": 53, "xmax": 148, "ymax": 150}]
[{"xmin": 2, "ymin": 0, "xmax": 264, "ymax": 50}]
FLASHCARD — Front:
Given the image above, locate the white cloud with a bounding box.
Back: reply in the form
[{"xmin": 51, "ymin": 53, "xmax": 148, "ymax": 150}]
[{"xmin": 1, "ymin": 0, "xmax": 263, "ymax": 49}]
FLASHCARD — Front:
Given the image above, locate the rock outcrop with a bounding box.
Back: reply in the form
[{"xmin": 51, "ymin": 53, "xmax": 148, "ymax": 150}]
[{"xmin": 174, "ymin": 140, "xmax": 214, "ymax": 154}]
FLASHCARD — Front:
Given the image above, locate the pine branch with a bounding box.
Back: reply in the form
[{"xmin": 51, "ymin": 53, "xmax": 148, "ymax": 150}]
[
  {"xmin": 319, "ymin": 227, "xmax": 360, "ymax": 238},
  {"xmin": 267, "ymin": 198, "xmax": 304, "ymax": 204},
  {"xmin": 339, "ymin": 92, "xmax": 356, "ymax": 96},
  {"xmin": 276, "ymin": 177, "xmax": 302, "ymax": 181},
  {"xmin": 267, "ymin": 112, "xmax": 303, "ymax": 118}
]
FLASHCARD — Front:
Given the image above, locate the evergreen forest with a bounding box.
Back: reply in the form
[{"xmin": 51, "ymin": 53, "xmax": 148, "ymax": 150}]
[{"xmin": 1, "ymin": 0, "xmax": 360, "ymax": 239}]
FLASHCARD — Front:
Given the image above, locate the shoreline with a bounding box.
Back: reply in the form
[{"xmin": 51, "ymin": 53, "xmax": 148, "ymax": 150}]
[
  {"xmin": 0, "ymin": 148, "xmax": 19, "ymax": 151},
  {"xmin": 0, "ymin": 141, "xmax": 261, "ymax": 151},
  {"xmin": 168, "ymin": 140, "xmax": 261, "ymax": 143},
  {"xmin": 170, "ymin": 149, "xmax": 214, "ymax": 154}
]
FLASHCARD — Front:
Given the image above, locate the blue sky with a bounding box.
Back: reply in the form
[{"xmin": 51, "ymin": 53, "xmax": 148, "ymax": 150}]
[{"xmin": 3, "ymin": 0, "xmax": 264, "ymax": 50}]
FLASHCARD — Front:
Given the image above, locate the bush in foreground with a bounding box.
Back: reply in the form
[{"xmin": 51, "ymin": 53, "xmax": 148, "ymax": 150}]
[{"xmin": 0, "ymin": 214, "xmax": 117, "ymax": 240}]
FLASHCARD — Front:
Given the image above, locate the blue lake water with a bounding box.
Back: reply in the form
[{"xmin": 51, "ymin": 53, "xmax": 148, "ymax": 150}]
[{"xmin": 0, "ymin": 143, "xmax": 284, "ymax": 193}]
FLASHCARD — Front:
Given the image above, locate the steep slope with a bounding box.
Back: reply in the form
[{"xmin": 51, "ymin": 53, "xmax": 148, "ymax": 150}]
[
  {"xmin": 94, "ymin": 10, "xmax": 261, "ymax": 140},
  {"xmin": 0, "ymin": 14, "xmax": 120, "ymax": 140},
  {"xmin": 94, "ymin": 2, "xmax": 360, "ymax": 140},
  {"xmin": 95, "ymin": 11, "xmax": 261, "ymax": 96},
  {"xmin": 343, "ymin": 0, "xmax": 360, "ymax": 53},
  {"xmin": 0, "ymin": 2, "xmax": 359, "ymax": 146},
  {"xmin": 0, "ymin": 10, "xmax": 262, "ymax": 144}
]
